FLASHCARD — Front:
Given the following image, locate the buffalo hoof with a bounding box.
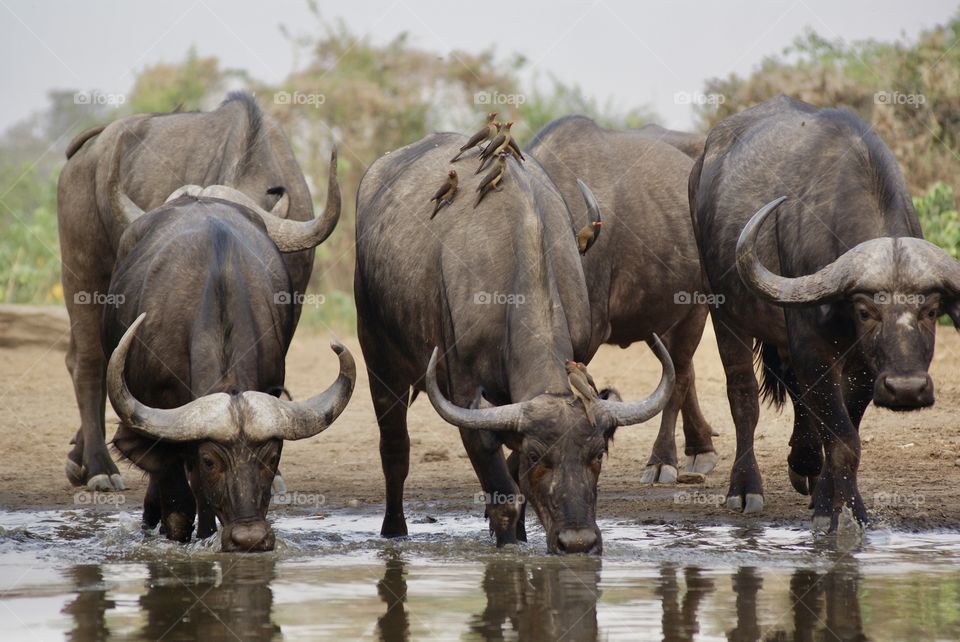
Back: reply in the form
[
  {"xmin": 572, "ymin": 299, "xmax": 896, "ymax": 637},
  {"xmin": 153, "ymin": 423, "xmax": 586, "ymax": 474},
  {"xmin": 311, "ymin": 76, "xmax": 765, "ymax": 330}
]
[
  {"xmin": 684, "ymin": 452, "xmax": 718, "ymax": 476},
  {"xmin": 727, "ymin": 493, "xmax": 764, "ymax": 514},
  {"xmin": 380, "ymin": 515, "xmax": 408, "ymax": 538},
  {"xmin": 677, "ymin": 472, "xmax": 706, "ymax": 485},
  {"xmin": 65, "ymin": 459, "xmax": 85, "ymax": 487},
  {"xmin": 812, "ymin": 514, "xmax": 832, "ymax": 532},
  {"xmin": 271, "ymin": 473, "xmax": 287, "ymax": 495},
  {"xmin": 86, "ymin": 473, "xmax": 125, "ymax": 492},
  {"xmin": 163, "ymin": 512, "xmax": 194, "ymax": 543},
  {"xmin": 788, "ymin": 466, "xmax": 817, "ymax": 497},
  {"xmin": 640, "ymin": 463, "xmax": 678, "ymax": 484}
]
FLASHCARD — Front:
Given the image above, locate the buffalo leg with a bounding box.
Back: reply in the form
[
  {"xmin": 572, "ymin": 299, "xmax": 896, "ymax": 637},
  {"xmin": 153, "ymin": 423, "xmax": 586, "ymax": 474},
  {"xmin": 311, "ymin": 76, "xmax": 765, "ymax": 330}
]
[
  {"xmin": 460, "ymin": 427, "xmax": 520, "ymax": 546},
  {"xmin": 506, "ymin": 450, "xmax": 527, "ymax": 542},
  {"xmin": 368, "ymin": 368, "xmax": 411, "ymax": 538},
  {"xmin": 794, "ymin": 363, "xmax": 866, "ymax": 529},
  {"xmin": 713, "ymin": 318, "xmax": 764, "ymax": 513},
  {"xmin": 643, "ymin": 306, "xmax": 717, "ymax": 483},
  {"xmin": 62, "ymin": 281, "xmax": 124, "ymax": 492},
  {"xmin": 143, "ymin": 474, "xmax": 162, "ymax": 530},
  {"xmin": 784, "ymin": 369, "xmax": 823, "ymax": 499},
  {"xmin": 150, "ymin": 467, "xmax": 195, "ymax": 542},
  {"xmin": 189, "ymin": 467, "xmax": 217, "ymax": 540}
]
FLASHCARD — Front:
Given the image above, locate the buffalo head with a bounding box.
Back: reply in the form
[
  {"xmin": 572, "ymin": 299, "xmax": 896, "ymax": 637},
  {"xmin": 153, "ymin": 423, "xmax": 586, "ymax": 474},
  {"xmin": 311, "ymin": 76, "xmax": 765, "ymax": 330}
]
[
  {"xmin": 107, "ymin": 314, "xmax": 356, "ymax": 551},
  {"xmin": 737, "ymin": 196, "xmax": 960, "ymax": 409},
  {"xmin": 424, "ymin": 337, "xmax": 674, "ymax": 554}
]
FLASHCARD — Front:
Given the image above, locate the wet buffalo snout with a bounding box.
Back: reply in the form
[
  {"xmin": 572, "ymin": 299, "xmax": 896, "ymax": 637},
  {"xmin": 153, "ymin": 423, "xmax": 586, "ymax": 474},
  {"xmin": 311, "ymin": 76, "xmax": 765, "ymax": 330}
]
[
  {"xmin": 557, "ymin": 528, "xmax": 599, "ymax": 554},
  {"xmin": 875, "ymin": 374, "xmax": 934, "ymax": 408},
  {"xmin": 222, "ymin": 520, "xmax": 275, "ymax": 552}
]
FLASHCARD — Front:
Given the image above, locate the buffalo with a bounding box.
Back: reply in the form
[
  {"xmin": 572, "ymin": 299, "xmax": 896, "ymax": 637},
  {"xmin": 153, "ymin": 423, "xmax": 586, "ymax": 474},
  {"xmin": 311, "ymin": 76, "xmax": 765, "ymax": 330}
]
[
  {"xmin": 58, "ymin": 92, "xmax": 335, "ymax": 491},
  {"xmin": 355, "ymin": 132, "xmax": 674, "ymax": 554},
  {"xmin": 102, "ymin": 165, "xmax": 355, "ymax": 551},
  {"xmin": 633, "ymin": 123, "xmax": 706, "ymax": 160},
  {"xmin": 527, "ymin": 116, "xmax": 718, "ymax": 484},
  {"xmin": 690, "ymin": 95, "xmax": 960, "ymax": 528}
]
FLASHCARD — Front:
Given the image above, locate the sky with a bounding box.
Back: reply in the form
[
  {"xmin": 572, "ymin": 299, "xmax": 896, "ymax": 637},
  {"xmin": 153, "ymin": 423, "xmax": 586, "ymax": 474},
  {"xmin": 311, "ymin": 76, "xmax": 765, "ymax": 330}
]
[{"xmin": 0, "ymin": 0, "xmax": 956, "ymax": 133}]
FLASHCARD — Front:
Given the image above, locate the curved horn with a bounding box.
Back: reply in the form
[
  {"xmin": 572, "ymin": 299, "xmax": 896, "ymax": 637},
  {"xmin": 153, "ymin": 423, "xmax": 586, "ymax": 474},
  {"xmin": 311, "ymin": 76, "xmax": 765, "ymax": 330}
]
[
  {"xmin": 595, "ymin": 334, "xmax": 675, "ymax": 426},
  {"xmin": 576, "ymin": 178, "xmax": 602, "ymax": 226},
  {"xmin": 425, "ymin": 347, "xmax": 528, "ymax": 431},
  {"xmin": 240, "ymin": 341, "xmax": 357, "ymax": 441},
  {"xmin": 106, "ymin": 314, "xmax": 236, "ymax": 442},
  {"xmin": 165, "ymin": 184, "xmax": 203, "ymax": 203},
  {"xmin": 107, "ymin": 130, "xmax": 145, "ymax": 226},
  {"xmin": 198, "ymin": 148, "xmax": 340, "ymax": 253},
  {"xmin": 736, "ymin": 196, "xmax": 860, "ymax": 306}
]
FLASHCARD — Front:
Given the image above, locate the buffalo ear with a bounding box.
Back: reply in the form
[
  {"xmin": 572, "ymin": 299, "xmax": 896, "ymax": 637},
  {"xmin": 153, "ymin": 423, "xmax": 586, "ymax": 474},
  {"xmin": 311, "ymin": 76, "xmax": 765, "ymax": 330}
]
[
  {"xmin": 598, "ymin": 387, "xmax": 622, "ymax": 440},
  {"xmin": 946, "ymin": 299, "xmax": 960, "ymax": 330},
  {"xmin": 111, "ymin": 424, "xmax": 183, "ymax": 473},
  {"xmin": 598, "ymin": 387, "xmax": 622, "ymax": 402}
]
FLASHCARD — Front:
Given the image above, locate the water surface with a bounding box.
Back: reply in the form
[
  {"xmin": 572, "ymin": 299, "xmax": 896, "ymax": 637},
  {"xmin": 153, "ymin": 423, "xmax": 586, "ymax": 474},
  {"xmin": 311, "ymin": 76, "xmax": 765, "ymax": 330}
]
[{"xmin": 1, "ymin": 507, "xmax": 959, "ymax": 640}]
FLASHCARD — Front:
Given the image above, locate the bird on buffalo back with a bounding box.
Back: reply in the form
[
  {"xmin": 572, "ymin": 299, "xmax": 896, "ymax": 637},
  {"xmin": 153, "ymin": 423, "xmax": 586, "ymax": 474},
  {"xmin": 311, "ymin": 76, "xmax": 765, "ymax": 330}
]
[
  {"xmin": 474, "ymin": 153, "xmax": 508, "ymax": 208},
  {"xmin": 451, "ymin": 112, "xmax": 498, "ymax": 162},
  {"xmin": 476, "ymin": 122, "xmax": 515, "ymax": 173},
  {"xmin": 429, "ymin": 170, "xmax": 459, "ymax": 218}
]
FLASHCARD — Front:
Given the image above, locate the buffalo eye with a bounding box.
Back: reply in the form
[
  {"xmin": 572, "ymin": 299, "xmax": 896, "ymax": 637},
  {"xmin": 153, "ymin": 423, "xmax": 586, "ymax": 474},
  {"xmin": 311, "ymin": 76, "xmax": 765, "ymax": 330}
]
[
  {"xmin": 927, "ymin": 307, "xmax": 938, "ymax": 320},
  {"xmin": 595, "ymin": 451, "xmax": 604, "ymax": 464},
  {"xmin": 528, "ymin": 450, "xmax": 541, "ymax": 466},
  {"xmin": 857, "ymin": 307, "xmax": 872, "ymax": 322},
  {"xmin": 201, "ymin": 455, "xmax": 217, "ymax": 472}
]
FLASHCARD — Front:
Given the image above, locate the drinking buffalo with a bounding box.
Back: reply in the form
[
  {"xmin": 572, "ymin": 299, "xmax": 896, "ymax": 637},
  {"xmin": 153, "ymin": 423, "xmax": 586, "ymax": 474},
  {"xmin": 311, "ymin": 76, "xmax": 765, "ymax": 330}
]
[
  {"xmin": 58, "ymin": 92, "xmax": 337, "ymax": 491},
  {"xmin": 527, "ymin": 116, "xmax": 717, "ymax": 484},
  {"xmin": 103, "ymin": 173, "xmax": 354, "ymax": 551},
  {"xmin": 690, "ymin": 95, "xmax": 960, "ymax": 529},
  {"xmin": 355, "ymin": 133, "xmax": 674, "ymax": 554}
]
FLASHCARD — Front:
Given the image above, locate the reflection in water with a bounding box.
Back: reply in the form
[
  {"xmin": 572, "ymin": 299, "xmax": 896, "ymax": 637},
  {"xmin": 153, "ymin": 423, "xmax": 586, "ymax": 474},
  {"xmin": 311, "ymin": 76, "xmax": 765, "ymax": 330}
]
[
  {"xmin": 377, "ymin": 552, "xmax": 410, "ymax": 642},
  {"xmin": 138, "ymin": 558, "xmax": 280, "ymax": 641},
  {"xmin": 61, "ymin": 565, "xmax": 115, "ymax": 641},
  {"xmin": 20, "ymin": 510, "xmax": 955, "ymax": 641},
  {"xmin": 656, "ymin": 564, "xmax": 715, "ymax": 642},
  {"xmin": 468, "ymin": 557, "xmax": 601, "ymax": 641}
]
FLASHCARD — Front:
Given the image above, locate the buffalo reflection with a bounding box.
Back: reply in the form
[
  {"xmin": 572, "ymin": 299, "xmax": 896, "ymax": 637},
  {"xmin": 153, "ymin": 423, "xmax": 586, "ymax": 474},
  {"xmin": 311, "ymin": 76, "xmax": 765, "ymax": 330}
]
[
  {"xmin": 468, "ymin": 557, "xmax": 601, "ymax": 641},
  {"xmin": 138, "ymin": 558, "xmax": 280, "ymax": 641}
]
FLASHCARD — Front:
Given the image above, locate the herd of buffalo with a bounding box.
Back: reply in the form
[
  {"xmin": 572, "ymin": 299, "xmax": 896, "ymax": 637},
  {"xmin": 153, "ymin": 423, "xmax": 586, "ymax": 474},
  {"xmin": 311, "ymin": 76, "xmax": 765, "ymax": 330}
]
[{"xmin": 55, "ymin": 91, "xmax": 960, "ymax": 554}]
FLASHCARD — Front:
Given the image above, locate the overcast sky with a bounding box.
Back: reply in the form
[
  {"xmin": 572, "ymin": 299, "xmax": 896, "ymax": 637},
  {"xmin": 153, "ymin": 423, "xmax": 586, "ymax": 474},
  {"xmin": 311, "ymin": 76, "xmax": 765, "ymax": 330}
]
[{"xmin": 1, "ymin": 0, "xmax": 956, "ymax": 133}]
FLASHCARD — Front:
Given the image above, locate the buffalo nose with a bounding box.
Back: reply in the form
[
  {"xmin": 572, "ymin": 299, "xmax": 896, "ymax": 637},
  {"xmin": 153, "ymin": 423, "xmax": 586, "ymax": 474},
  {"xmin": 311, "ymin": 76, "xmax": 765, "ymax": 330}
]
[
  {"xmin": 881, "ymin": 374, "xmax": 934, "ymax": 407},
  {"xmin": 557, "ymin": 528, "xmax": 598, "ymax": 554},
  {"xmin": 225, "ymin": 521, "xmax": 275, "ymax": 552}
]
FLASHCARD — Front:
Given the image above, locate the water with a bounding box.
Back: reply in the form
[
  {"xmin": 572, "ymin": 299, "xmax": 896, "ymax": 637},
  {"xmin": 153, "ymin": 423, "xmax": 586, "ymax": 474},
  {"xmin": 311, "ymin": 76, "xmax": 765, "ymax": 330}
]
[{"xmin": 1, "ymin": 507, "xmax": 959, "ymax": 640}]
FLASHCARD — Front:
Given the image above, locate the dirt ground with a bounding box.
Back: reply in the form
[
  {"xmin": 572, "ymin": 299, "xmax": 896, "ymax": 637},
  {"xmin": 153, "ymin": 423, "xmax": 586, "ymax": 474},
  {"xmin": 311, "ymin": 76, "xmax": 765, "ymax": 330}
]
[{"xmin": 1, "ymin": 304, "xmax": 959, "ymax": 531}]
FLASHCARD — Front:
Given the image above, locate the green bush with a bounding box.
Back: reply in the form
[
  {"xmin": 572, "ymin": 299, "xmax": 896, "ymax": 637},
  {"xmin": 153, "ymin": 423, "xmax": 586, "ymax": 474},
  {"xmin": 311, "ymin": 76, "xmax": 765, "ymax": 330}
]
[
  {"xmin": 914, "ymin": 181, "xmax": 960, "ymax": 259},
  {"xmin": 0, "ymin": 166, "xmax": 61, "ymax": 304}
]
